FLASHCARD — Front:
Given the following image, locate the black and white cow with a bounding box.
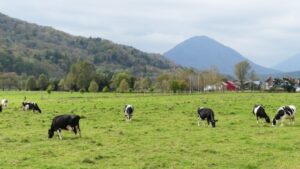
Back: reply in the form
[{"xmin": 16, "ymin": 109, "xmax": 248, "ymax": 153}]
[
  {"xmin": 1, "ymin": 99, "xmax": 8, "ymax": 108},
  {"xmin": 124, "ymin": 105, "xmax": 134, "ymax": 121},
  {"xmin": 197, "ymin": 107, "xmax": 217, "ymax": 128},
  {"xmin": 272, "ymin": 105, "xmax": 296, "ymax": 127},
  {"xmin": 48, "ymin": 114, "xmax": 81, "ymax": 140},
  {"xmin": 22, "ymin": 102, "xmax": 42, "ymax": 113},
  {"xmin": 252, "ymin": 104, "xmax": 271, "ymax": 124}
]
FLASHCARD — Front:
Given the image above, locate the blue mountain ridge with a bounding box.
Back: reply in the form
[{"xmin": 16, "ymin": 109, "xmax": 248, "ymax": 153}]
[{"xmin": 164, "ymin": 36, "xmax": 280, "ymax": 76}]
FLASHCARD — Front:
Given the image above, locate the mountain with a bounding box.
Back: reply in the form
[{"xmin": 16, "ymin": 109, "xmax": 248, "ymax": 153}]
[
  {"xmin": 272, "ymin": 54, "xmax": 300, "ymax": 72},
  {"xmin": 0, "ymin": 13, "xmax": 177, "ymax": 78},
  {"xmin": 164, "ymin": 36, "xmax": 280, "ymax": 76}
]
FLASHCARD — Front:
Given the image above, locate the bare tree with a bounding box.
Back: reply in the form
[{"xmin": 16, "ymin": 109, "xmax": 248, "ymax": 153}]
[{"xmin": 235, "ymin": 61, "xmax": 251, "ymax": 90}]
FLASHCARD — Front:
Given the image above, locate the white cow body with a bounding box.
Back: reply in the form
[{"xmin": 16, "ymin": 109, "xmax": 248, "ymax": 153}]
[{"xmin": 1, "ymin": 99, "xmax": 8, "ymax": 108}]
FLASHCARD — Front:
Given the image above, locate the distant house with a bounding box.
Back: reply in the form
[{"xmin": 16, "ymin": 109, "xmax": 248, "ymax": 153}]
[
  {"xmin": 222, "ymin": 81, "xmax": 237, "ymax": 91},
  {"xmin": 264, "ymin": 77, "xmax": 273, "ymax": 90},
  {"xmin": 244, "ymin": 81, "xmax": 262, "ymax": 90}
]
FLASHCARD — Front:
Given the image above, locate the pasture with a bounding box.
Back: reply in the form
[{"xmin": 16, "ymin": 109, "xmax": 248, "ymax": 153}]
[{"xmin": 0, "ymin": 91, "xmax": 300, "ymax": 169}]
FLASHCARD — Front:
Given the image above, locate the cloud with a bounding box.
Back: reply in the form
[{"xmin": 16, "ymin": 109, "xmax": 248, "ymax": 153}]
[{"xmin": 1, "ymin": 0, "xmax": 300, "ymax": 67}]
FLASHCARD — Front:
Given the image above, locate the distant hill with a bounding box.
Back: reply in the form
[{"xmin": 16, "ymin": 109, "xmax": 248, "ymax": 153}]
[
  {"xmin": 164, "ymin": 36, "xmax": 280, "ymax": 76},
  {"xmin": 0, "ymin": 12, "xmax": 177, "ymax": 78},
  {"xmin": 272, "ymin": 54, "xmax": 300, "ymax": 72}
]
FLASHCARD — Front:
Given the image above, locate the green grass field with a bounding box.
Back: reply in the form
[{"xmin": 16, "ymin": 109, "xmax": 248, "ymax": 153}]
[{"xmin": 0, "ymin": 91, "xmax": 300, "ymax": 169}]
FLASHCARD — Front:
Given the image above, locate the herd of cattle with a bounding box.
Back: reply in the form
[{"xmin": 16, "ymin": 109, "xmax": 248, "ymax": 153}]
[
  {"xmin": 198, "ymin": 104, "xmax": 296, "ymax": 128},
  {"xmin": 0, "ymin": 98, "xmax": 297, "ymax": 139}
]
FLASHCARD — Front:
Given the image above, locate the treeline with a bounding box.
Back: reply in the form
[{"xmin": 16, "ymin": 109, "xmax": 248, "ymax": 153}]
[{"xmin": 0, "ymin": 61, "xmax": 224, "ymax": 93}]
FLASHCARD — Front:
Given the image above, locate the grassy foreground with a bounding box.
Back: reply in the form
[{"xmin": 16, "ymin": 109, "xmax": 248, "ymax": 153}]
[{"xmin": 0, "ymin": 91, "xmax": 300, "ymax": 169}]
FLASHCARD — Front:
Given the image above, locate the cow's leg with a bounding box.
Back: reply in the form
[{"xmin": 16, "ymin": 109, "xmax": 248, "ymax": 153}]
[
  {"xmin": 128, "ymin": 115, "xmax": 131, "ymax": 121},
  {"xmin": 256, "ymin": 116, "xmax": 259, "ymax": 124},
  {"xmin": 280, "ymin": 118, "xmax": 284, "ymax": 127},
  {"xmin": 77, "ymin": 125, "xmax": 81, "ymax": 137},
  {"xmin": 197, "ymin": 118, "xmax": 200, "ymax": 126},
  {"xmin": 288, "ymin": 117, "xmax": 292, "ymax": 125},
  {"xmin": 129, "ymin": 114, "xmax": 132, "ymax": 121},
  {"xmin": 202, "ymin": 120, "xmax": 206, "ymax": 127},
  {"xmin": 57, "ymin": 130, "xmax": 62, "ymax": 140},
  {"xmin": 73, "ymin": 126, "xmax": 77, "ymax": 135},
  {"xmin": 291, "ymin": 116, "xmax": 295, "ymax": 125}
]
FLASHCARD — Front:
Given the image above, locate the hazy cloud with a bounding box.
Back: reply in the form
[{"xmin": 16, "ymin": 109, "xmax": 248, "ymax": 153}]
[{"xmin": 1, "ymin": 0, "xmax": 300, "ymax": 67}]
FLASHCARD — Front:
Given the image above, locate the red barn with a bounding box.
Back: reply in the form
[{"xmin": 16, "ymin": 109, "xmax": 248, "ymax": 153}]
[{"xmin": 222, "ymin": 81, "xmax": 237, "ymax": 91}]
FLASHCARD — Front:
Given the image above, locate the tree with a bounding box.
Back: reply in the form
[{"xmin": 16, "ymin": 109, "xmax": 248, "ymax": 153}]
[
  {"xmin": 77, "ymin": 74, "xmax": 87, "ymax": 90},
  {"xmin": 47, "ymin": 84, "xmax": 55, "ymax": 94},
  {"xmin": 178, "ymin": 80, "xmax": 188, "ymax": 91},
  {"xmin": 37, "ymin": 74, "xmax": 49, "ymax": 90},
  {"xmin": 0, "ymin": 72, "xmax": 19, "ymax": 90},
  {"xmin": 64, "ymin": 61, "xmax": 95, "ymax": 91},
  {"xmin": 118, "ymin": 79, "xmax": 129, "ymax": 93},
  {"xmin": 155, "ymin": 73, "xmax": 170, "ymax": 92},
  {"xmin": 88, "ymin": 80, "xmax": 99, "ymax": 92},
  {"xmin": 134, "ymin": 77, "xmax": 151, "ymax": 92},
  {"xmin": 249, "ymin": 70, "xmax": 259, "ymax": 91},
  {"xmin": 26, "ymin": 76, "xmax": 37, "ymax": 91},
  {"xmin": 58, "ymin": 79, "xmax": 65, "ymax": 91},
  {"xmin": 235, "ymin": 61, "xmax": 251, "ymax": 90},
  {"xmin": 170, "ymin": 80, "xmax": 179, "ymax": 93},
  {"xmin": 110, "ymin": 72, "xmax": 131, "ymax": 90},
  {"xmin": 93, "ymin": 72, "xmax": 110, "ymax": 91},
  {"xmin": 102, "ymin": 86, "xmax": 109, "ymax": 92}
]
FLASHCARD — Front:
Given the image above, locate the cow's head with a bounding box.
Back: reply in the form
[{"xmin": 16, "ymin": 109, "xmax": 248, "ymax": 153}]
[
  {"xmin": 34, "ymin": 103, "xmax": 42, "ymax": 113},
  {"xmin": 48, "ymin": 129, "xmax": 54, "ymax": 138},
  {"xmin": 211, "ymin": 120, "xmax": 218, "ymax": 128},
  {"xmin": 272, "ymin": 118, "xmax": 277, "ymax": 126},
  {"xmin": 265, "ymin": 116, "xmax": 271, "ymax": 123},
  {"xmin": 289, "ymin": 105, "xmax": 296, "ymax": 113}
]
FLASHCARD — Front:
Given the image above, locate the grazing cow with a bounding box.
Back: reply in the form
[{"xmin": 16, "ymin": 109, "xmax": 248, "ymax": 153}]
[
  {"xmin": 124, "ymin": 105, "xmax": 134, "ymax": 121},
  {"xmin": 272, "ymin": 105, "xmax": 296, "ymax": 127},
  {"xmin": 197, "ymin": 107, "xmax": 217, "ymax": 128},
  {"xmin": 252, "ymin": 104, "xmax": 271, "ymax": 124},
  {"xmin": 22, "ymin": 102, "xmax": 42, "ymax": 113},
  {"xmin": 48, "ymin": 114, "xmax": 81, "ymax": 140},
  {"xmin": 1, "ymin": 99, "xmax": 8, "ymax": 108}
]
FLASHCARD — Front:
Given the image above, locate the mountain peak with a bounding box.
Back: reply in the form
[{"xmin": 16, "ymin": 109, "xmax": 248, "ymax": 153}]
[
  {"xmin": 164, "ymin": 36, "xmax": 280, "ymax": 76},
  {"xmin": 187, "ymin": 35, "xmax": 214, "ymax": 41},
  {"xmin": 180, "ymin": 36, "xmax": 220, "ymax": 45}
]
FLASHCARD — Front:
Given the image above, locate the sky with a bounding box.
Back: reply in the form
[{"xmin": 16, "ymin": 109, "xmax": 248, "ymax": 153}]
[{"xmin": 1, "ymin": 0, "xmax": 300, "ymax": 67}]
